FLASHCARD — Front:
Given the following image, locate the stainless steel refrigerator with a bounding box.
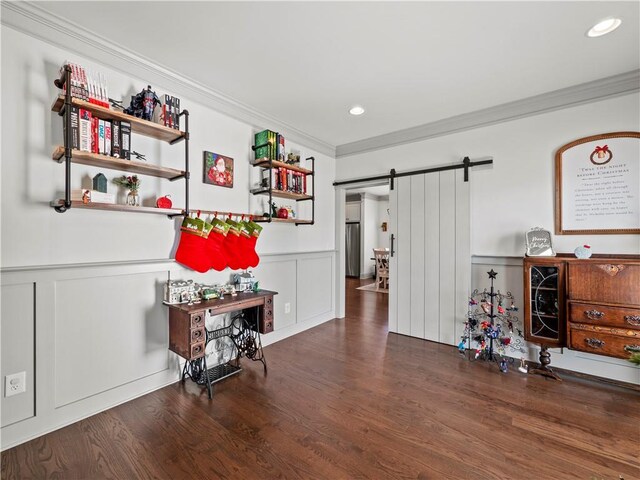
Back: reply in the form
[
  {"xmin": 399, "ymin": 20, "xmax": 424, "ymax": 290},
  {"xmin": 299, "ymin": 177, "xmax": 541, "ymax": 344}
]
[{"xmin": 345, "ymin": 222, "xmax": 361, "ymax": 277}]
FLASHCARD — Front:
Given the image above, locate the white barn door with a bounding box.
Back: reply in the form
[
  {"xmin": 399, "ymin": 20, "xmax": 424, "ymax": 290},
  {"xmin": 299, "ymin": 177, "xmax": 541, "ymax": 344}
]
[{"xmin": 388, "ymin": 169, "xmax": 470, "ymax": 345}]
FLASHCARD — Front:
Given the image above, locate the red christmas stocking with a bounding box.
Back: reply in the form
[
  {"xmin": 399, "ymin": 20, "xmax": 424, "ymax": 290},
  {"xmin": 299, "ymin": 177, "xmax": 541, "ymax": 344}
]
[
  {"xmin": 240, "ymin": 222, "xmax": 262, "ymax": 269},
  {"xmin": 175, "ymin": 217, "xmax": 213, "ymax": 273},
  {"xmin": 234, "ymin": 221, "xmax": 252, "ymax": 270},
  {"xmin": 206, "ymin": 218, "xmax": 230, "ymax": 271},
  {"xmin": 223, "ymin": 218, "xmax": 243, "ymax": 270}
]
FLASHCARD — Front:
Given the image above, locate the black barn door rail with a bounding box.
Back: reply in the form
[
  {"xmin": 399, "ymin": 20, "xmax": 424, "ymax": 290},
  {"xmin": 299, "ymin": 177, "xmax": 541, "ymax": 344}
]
[{"xmin": 333, "ymin": 156, "xmax": 493, "ymax": 190}]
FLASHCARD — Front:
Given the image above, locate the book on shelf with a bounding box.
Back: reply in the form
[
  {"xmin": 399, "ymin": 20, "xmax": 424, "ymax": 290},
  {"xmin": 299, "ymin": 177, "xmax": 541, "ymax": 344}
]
[
  {"xmin": 79, "ymin": 109, "xmax": 92, "ymax": 152},
  {"xmin": 263, "ymin": 166, "xmax": 308, "ymax": 194},
  {"xmin": 60, "ymin": 62, "xmax": 109, "ymax": 108},
  {"xmin": 254, "ymin": 129, "xmax": 277, "ymax": 161},
  {"xmin": 63, "ymin": 106, "xmax": 80, "ymax": 150},
  {"xmin": 91, "ymin": 117, "xmax": 99, "ymax": 153},
  {"xmin": 71, "ymin": 189, "xmax": 115, "ymax": 204},
  {"xmin": 104, "ymin": 121, "xmax": 112, "ymax": 156},
  {"xmin": 161, "ymin": 94, "xmax": 181, "ymax": 130},
  {"xmin": 98, "ymin": 119, "xmax": 106, "ymax": 155},
  {"xmin": 111, "ymin": 120, "xmax": 121, "ymax": 158},
  {"xmin": 120, "ymin": 121, "xmax": 131, "ymax": 160},
  {"xmin": 276, "ymin": 133, "xmax": 285, "ymax": 161}
]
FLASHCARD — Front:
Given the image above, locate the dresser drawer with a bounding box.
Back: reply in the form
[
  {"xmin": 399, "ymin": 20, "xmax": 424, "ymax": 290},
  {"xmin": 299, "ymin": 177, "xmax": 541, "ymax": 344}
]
[
  {"xmin": 569, "ymin": 303, "xmax": 640, "ymax": 329},
  {"xmin": 190, "ymin": 313, "xmax": 205, "ymax": 328},
  {"xmin": 568, "ymin": 263, "xmax": 640, "ymax": 305},
  {"xmin": 569, "ymin": 324, "xmax": 640, "ymax": 359},
  {"xmin": 190, "ymin": 342, "xmax": 205, "ymax": 359},
  {"xmin": 190, "ymin": 326, "xmax": 205, "ymax": 343}
]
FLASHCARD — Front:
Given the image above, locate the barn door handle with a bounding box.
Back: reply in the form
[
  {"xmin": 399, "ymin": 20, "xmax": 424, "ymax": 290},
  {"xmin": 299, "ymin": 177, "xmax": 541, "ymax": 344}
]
[{"xmin": 390, "ymin": 234, "xmax": 395, "ymax": 257}]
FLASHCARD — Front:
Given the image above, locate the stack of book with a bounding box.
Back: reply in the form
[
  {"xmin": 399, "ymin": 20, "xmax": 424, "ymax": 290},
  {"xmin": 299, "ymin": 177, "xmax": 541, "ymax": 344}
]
[
  {"xmin": 262, "ymin": 167, "xmax": 307, "ymax": 194},
  {"xmin": 60, "ymin": 62, "xmax": 109, "ymax": 108},
  {"xmin": 65, "ymin": 107, "xmax": 132, "ymax": 159},
  {"xmin": 254, "ymin": 129, "xmax": 285, "ymax": 162}
]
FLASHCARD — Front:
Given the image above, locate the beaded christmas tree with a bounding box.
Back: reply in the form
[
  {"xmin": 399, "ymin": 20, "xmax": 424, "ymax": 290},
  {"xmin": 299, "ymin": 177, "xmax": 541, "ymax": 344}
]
[{"xmin": 459, "ymin": 269, "xmax": 525, "ymax": 372}]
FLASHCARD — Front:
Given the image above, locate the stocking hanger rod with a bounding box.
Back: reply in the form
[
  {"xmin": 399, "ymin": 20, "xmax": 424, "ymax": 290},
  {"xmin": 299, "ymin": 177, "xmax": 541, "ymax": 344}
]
[
  {"xmin": 185, "ymin": 209, "xmax": 255, "ymax": 220},
  {"xmin": 333, "ymin": 156, "xmax": 493, "ymax": 188}
]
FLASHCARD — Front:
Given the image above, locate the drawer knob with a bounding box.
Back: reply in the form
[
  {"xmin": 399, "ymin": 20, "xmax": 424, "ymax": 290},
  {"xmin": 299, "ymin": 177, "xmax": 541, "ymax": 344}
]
[
  {"xmin": 585, "ymin": 337, "xmax": 605, "ymax": 349},
  {"xmin": 193, "ymin": 345, "xmax": 202, "ymax": 353},
  {"xmin": 193, "ymin": 330, "xmax": 202, "ymax": 338},
  {"xmin": 625, "ymin": 315, "xmax": 640, "ymax": 326},
  {"xmin": 624, "ymin": 344, "xmax": 640, "ymax": 353},
  {"xmin": 584, "ymin": 309, "xmax": 605, "ymax": 321}
]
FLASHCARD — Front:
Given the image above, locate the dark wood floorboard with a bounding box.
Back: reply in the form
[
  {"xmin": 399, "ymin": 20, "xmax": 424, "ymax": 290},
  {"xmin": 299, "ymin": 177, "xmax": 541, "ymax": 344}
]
[{"xmin": 2, "ymin": 277, "xmax": 639, "ymax": 479}]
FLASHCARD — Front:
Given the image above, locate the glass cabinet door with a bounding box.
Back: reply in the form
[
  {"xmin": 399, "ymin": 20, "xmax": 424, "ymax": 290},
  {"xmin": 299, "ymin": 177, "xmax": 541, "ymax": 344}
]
[{"xmin": 524, "ymin": 262, "xmax": 565, "ymax": 347}]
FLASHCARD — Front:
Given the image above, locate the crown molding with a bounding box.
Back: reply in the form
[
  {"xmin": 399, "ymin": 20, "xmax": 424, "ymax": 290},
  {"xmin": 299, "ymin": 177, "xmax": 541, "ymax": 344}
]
[
  {"xmin": 1, "ymin": 1, "xmax": 336, "ymax": 158},
  {"xmin": 336, "ymin": 70, "xmax": 640, "ymax": 158},
  {"xmin": 3, "ymin": 2, "xmax": 637, "ymax": 161}
]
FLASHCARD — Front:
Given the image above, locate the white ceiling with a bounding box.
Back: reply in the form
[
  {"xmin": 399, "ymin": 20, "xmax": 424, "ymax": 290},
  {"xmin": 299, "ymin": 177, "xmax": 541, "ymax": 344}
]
[{"xmin": 35, "ymin": 1, "xmax": 640, "ymax": 147}]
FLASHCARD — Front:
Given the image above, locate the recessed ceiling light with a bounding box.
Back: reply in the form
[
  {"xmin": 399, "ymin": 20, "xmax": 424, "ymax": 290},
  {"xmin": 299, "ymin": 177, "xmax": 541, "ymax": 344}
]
[
  {"xmin": 587, "ymin": 18, "xmax": 622, "ymax": 37},
  {"xmin": 349, "ymin": 105, "xmax": 365, "ymax": 116}
]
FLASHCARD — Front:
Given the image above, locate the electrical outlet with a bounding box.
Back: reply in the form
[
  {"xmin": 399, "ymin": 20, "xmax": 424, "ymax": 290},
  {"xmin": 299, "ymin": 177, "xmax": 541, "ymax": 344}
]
[
  {"xmin": 5, "ymin": 372, "xmax": 26, "ymax": 397},
  {"xmin": 284, "ymin": 302, "xmax": 291, "ymax": 314}
]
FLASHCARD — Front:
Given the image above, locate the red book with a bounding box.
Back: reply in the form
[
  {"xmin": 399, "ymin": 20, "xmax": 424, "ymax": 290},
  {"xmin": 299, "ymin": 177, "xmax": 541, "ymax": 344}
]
[{"xmin": 91, "ymin": 117, "xmax": 99, "ymax": 153}]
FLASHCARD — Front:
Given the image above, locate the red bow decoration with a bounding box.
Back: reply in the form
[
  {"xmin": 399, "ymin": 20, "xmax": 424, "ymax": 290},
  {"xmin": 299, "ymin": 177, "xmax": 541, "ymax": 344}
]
[{"xmin": 595, "ymin": 145, "xmax": 609, "ymax": 153}]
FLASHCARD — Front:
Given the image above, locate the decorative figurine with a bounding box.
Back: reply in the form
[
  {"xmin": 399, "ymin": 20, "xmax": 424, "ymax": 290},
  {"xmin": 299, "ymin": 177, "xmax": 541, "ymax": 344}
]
[
  {"xmin": 124, "ymin": 85, "xmax": 161, "ymax": 121},
  {"xmin": 93, "ymin": 173, "xmax": 107, "ymax": 193},
  {"xmin": 499, "ymin": 358, "xmax": 509, "ymax": 373},
  {"xmin": 574, "ymin": 244, "xmax": 592, "ymax": 259},
  {"xmin": 525, "ymin": 227, "xmax": 556, "ymax": 257},
  {"xmin": 233, "ymin": 270, "xmax": 259, "ymax": 293},
  {"xmin": 277, "ymin": 207, "xmax": 289, "ymax": 219},
  {"xmin": 156, "ymin": 195, "xmax": 173, "ymax": 209},
  {"xmin": 518, "ymin": 357, "xmax": 529, "ymax": 373}
]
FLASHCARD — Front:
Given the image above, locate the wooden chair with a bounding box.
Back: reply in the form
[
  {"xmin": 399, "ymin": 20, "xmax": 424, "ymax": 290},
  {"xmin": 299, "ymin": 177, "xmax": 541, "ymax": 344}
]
[{"xmin": 373, "ymin": 249, "xmax": 389, "ymax": 291}]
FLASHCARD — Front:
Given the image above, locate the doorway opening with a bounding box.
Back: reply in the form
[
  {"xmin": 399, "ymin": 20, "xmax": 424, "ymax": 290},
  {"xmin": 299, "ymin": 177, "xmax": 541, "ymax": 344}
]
[{"xmin": 335, "ymin": 181, "xmax": 390, "ymax": 321}]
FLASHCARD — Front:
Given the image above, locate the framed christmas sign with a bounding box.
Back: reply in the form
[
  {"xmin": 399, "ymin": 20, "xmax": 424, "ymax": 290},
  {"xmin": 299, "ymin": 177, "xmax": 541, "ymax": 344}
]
[
  {"xmin": 555, "ymin": 132, "xmax": 640, "ymax": 235},
  {"xmin": 203, "ymin": 151, "xmax": 234, "ymax": 188}
]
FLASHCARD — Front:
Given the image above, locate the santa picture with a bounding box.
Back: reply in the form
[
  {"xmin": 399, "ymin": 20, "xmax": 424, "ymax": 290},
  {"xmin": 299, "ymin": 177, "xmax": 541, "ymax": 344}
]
[{"xmin": 203, "ymin": 151, "xmax": 234, "ymax": 188}]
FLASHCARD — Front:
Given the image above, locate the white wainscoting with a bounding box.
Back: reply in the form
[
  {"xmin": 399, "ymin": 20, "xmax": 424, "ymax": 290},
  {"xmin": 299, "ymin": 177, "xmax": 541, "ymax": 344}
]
[
  {"xmin": 471, "ymin": 256, "xmax": 640, "ymax": 386},
  {"xmin": 0, "ymin": 250, "xmax": 336, "ymax": 450}
]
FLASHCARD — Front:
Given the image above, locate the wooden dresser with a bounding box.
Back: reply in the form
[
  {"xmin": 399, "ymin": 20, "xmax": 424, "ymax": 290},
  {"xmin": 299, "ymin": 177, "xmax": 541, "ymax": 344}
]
[{"xmin": 524, "ymin": 254, "xmax": 640, "ymax": 359}]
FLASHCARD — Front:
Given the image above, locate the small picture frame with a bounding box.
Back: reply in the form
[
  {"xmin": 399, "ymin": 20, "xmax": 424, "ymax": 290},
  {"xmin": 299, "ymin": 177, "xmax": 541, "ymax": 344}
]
[
  {"xmin": 525, "ymin": 228, "xmax": 556, "ymax": 257},
  {"xmin": 203, "ymin": 151, "xmax": 234, "ymax": 188}
]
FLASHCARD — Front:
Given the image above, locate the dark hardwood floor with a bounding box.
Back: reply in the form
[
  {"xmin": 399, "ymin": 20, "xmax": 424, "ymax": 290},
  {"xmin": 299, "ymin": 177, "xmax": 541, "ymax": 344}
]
[{"xmin": 2, "ymin": 277, "xmax": 639, "ymax": 479}]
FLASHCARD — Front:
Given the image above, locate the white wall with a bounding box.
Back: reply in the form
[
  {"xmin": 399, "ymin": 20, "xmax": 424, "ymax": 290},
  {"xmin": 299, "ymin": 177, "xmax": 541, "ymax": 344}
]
[
  {"xmin": 336, "ymin": 95, "xmax": 640, "ymax": 385},
  {"xmin": 336, "ymin": 93, "xmax": 640, "ymax": 256},
  {"xmin": 1, "ymin": 27, "xmax": 335, "ymax": 268},
  {"xmin": 377, "ymin": 198, "xmax": 390, "ymax": 249},
  {"xmin": 361, "ymin": 195, "xmax": 379, "ymax": 278},
  {"xmin": 0, "ymin": 26, "xmax": 336, "ymax": 449}
]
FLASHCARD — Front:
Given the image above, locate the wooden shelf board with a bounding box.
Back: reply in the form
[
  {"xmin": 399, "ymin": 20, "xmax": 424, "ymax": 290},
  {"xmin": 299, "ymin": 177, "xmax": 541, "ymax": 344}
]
[
  {"xmin": 252, "ymin": 158, "xmax": 313, "ymax": 175},
  {"xmin": 51, "ymin": 96, "xmax": 186, "ymax": 143},
  {"xmin": 52, "ymin": 146, "xmax": 185, "ymax": 180},
  {"xmin": 250, "ymin": 188, "xmax": 313, "ymax": 201},
  {"xmin": 253, "ymin": 217, "xmax": 313, "ymax": 224},
  {"xmin": 50, "ymin": 200, "xmax": 181, "ymax": 215}
]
